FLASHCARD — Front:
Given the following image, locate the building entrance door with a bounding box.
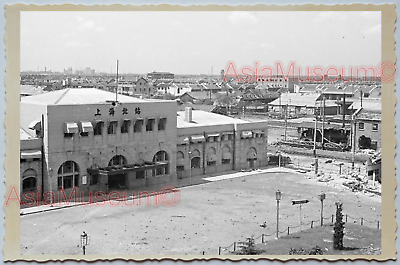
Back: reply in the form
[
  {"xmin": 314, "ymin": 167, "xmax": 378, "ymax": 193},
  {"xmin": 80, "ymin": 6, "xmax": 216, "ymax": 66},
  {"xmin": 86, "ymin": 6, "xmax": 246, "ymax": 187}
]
[
  {"xmin": 249, "ymin": 159, "xmax": 256, "ymax": 169},
  {"xmin": 108, "ymin": 173, "xmax": 126, "ymax": 190}
]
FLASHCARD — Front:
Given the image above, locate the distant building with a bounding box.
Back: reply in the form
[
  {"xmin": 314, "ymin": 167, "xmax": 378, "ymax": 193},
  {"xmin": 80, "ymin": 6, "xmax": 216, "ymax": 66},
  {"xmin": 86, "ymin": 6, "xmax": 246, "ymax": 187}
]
[{"xmin": 147, "ymin": 71, "xmax": 174, "ymax": 80}]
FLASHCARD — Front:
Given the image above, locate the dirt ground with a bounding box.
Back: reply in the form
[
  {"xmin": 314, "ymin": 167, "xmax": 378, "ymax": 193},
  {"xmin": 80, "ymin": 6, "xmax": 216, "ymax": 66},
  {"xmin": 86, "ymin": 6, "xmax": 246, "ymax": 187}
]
[{"xmin": 20, "ymin": 169, "xmax": 381, "ymax": 256}]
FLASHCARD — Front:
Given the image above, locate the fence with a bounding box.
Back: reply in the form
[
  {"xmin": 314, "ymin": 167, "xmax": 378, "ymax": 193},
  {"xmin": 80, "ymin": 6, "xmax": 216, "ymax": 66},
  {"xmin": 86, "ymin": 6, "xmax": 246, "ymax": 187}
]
[{"xmin": 215, "ymin": 213, "xmax": 381, "ymax": 255}]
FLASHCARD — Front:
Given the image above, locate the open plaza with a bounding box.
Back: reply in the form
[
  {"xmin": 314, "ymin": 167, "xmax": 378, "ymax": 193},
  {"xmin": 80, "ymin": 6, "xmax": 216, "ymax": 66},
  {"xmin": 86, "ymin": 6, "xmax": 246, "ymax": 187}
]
[{"xmin": 20, "ymin": 165, "xmax": 381, "ymax": 256}]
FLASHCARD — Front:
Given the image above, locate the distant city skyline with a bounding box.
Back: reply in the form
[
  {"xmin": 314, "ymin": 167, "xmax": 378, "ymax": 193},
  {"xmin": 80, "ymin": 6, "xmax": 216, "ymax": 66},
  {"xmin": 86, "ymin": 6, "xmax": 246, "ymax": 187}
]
[{"xmin": 21, "ymin": 11, "xmax": 381, "ymax": 75}]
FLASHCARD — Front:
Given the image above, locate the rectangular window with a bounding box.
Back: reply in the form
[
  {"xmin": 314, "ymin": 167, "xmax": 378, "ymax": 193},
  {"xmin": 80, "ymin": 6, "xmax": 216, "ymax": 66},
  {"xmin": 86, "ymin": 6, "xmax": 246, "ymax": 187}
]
[
  {"xmin": 74, "ymin": 175, "xmax": 79, "ymax": 187},
  {"xmin": 91, "ymin": 174, "xmax": 99, "ymax": 185},
  {"xmin": 63, "ymin": 176, "xmax": 73, "ymax": 189},
  {"xmin": 121, "ymin": 120, "xmax": 130, "ymax": 134},
  {"xmin": 372, "ymin": 123, "xmax": 379, "ymax": 131},
  {"xmin": 94, "ymin": 122, "xmax": 104, "ymax": 136},
  {"xmin": 228, "ymin": 134, "xmax": 234, "ymax": 141},
  {"xmin": 222, "ymin": 159, "xmax": 231, "ymax": 164},
  {"xmin": 207, "ymin": 161, "xmax": 217, "ymax": 166},
  {"xmin": 58, "ymin": 177, "xmax": 62, "ymax": 190},
  {"xmin": 146, "ymin": 118, "xmax": 155, "ymax": 132},
  {"xmin": 64, "ymin": 133, "xmax": 74, "ymax": 138},
  {"xmin": 359, "ymin": 122, "xmax": 365, "ymax": 130},
  {"xmin": 158, "ymin": 118, "xmax": 166, "ymax": 131},
  {"xmin": 80, "ymin": 132, "xmax": 89, "ymax": 137},
  {"xmin": 108, "ymin": 121, "xmax": 118, "ymax": 134},
  {"xmin": 134, "ymin": 119, "xmax": 143, "ymax": 132}
]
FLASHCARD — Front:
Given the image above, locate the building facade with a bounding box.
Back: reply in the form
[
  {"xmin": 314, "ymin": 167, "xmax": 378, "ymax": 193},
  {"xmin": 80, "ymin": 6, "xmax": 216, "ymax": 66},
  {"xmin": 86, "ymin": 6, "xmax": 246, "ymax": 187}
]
[
  {"xmin": 20, "ymin": 88, "xmax": 268, "ymax": 204},
  {"xmin": 176, "ymin": 108, "xmax": 268, "ymax": 178},
  {"xmin": 20, "ymin": 88, "xmax": 177, "ymax": 201}
]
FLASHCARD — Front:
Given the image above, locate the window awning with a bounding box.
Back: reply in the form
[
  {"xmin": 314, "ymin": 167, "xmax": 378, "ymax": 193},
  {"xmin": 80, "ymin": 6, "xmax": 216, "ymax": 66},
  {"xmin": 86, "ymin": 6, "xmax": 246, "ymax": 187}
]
[
  {"xmin": 253, "ymin": 130, "xmax": 264, "ymax": 134},
  {"xmin": 21, "ymin": 150, "xmax": 42, "ymax": 159},
  {"xmin": 122, "ymin": 119, "xmax": 131, "ymax": 123},
  {"xmin": 28, "ymin": 120, "xmax": 41, "ymax": 131},
  {"xmin": 80, "ymin": 121, "xmax": 94, "ymax": 132},
  {"xmin": 222, "ymin": 131, "xmax": 234, "ymax": 135},
  {"xmin": 241, "ymin": 131, "xmax": 253, "ymax": 138},
  {"xmin": 135, "ymin": 118, "xmax": 144, "ymax": 122},
  {"xmin": 207, "ymin": 154, "xmax": 218, "ymax": 161},
  {"xmin": 191, "ymin": 135, "xmax": 205, "ymax": 143},
  {"xmin": 207, "ymin": 133, "xmax": 220, "ymax": 138},
  {"xmin": 109, "ymin": 120, "xmax": 118, "ymax": 124},
  {"xmin": 65, "ymin": 122, "xmax": 79, "ymax": 134},
  {"xmin": 222, "ymin": 152, "xmax": 232, "ymax": 160},
  {"xmin": 178, "ymin": 136, "xmax": 190, "ymax": 145}
]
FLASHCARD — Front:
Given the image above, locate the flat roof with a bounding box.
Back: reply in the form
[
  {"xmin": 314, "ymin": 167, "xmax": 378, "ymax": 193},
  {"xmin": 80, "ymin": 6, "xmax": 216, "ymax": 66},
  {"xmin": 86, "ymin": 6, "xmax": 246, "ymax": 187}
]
[
  {"xmin": 177, "ymin": 110, "xmax": 248, "ymax": 128},
  {"xmin": 20, "ymin": 88, "xmax": 170, "ymax": 106}
]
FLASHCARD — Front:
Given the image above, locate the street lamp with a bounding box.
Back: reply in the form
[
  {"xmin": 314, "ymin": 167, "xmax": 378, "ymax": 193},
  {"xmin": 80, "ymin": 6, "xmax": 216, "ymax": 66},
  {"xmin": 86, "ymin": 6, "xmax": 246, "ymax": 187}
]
[
  {"xmin": 318, "ymin": 192, "xmax": 326, "ymax": 226},
  {"xmin": 188, "ymin": 150, "xmax": 192, "ymax": 185},
  {"xmin": 80, "ymin": 231, "xmax": 89, "ymax": 255},
  {"xmin": 276, "ymin": 190, "xmax": 282, "ymax": 239},
  {"xmin": 276, "ymin": 151, "xmax": 281, "ymax": 168}
]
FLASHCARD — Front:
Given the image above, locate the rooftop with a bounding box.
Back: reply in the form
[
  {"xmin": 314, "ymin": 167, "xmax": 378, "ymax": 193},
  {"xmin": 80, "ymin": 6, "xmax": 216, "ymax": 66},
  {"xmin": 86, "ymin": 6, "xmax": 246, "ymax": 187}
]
[
  {"xmin": 269, "ymin": 93, "xmax": 321, "ymax": 107},
  {"xmin": 349, "ymin": 99, "xmax": 381, "ymax": 113},
  {"xmin": 177, "ymin": 110, "xmax": 248, "ymax": 128},
  {"xmin": 20, "ymin": 88, "xmax": 160, "ymax": 106}
]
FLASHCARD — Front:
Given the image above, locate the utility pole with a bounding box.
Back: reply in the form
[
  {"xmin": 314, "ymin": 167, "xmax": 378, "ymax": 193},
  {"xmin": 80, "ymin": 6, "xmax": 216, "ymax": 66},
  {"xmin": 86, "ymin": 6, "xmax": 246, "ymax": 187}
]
[
  {"xmin": 284, "ymin": 103, "xmax": 288, "ymax": 141},
  {"xmin": 313, "ymin": 108, "xmax": 318, "ymax": 174},
  {"xmin": 279, "ymin": 92, "xmax": 282, "ymax": 119},
  {"xmin": 342, "ymin": 93, "xmax": 346, "ymax": 128},
  {"xmin": 352, "ymin": 115, "xmax": 356, "ymax": 170},
  {"xmin": 321, "ymin": 97, "xmax": 325, "ymax": 149},
  {"xmin": 116, "ymin": 60, "xmax": 119, "ymax": 102}
]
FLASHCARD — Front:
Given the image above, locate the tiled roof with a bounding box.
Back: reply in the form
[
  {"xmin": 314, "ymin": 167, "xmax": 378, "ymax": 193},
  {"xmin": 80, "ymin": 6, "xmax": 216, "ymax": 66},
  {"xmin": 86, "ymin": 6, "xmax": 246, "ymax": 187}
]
[{"xmin": 269, "ymin": 93, "xmax": 320, "ymax": 107}]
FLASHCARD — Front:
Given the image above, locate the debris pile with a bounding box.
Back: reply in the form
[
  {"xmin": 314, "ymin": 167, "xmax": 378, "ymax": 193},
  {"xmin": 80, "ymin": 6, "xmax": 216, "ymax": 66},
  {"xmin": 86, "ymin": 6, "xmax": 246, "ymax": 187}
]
[{"xmin": 341, "ymin": 172, "xmax": 381, "ymax": 196}]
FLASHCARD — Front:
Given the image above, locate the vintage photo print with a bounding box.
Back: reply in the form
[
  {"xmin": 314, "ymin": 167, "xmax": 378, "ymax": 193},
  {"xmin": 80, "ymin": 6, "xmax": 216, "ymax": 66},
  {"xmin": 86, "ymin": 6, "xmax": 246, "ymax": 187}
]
[{"xmin": 3, "ymin": 3, "xmax": 396, "ymax": 261}]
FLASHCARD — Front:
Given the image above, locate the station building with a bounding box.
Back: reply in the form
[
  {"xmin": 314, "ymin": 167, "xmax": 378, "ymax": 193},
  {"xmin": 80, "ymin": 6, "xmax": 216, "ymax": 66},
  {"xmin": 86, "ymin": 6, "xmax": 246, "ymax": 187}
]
[
  {"xmin": 176, "ymin": 108, "xmax": 268, "ymax": 178},
  {"xmin": 20, "ymin": 88, "xmax": 268, "ymax": 202}
]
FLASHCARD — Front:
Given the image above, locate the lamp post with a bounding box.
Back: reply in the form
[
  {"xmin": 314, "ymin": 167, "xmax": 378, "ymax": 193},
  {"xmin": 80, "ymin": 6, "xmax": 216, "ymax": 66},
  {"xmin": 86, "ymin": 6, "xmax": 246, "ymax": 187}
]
[
  {"xmin": 276, "ymin": 151, "xmax": 281, "ymax": 168},
  {"xmin": 81, "ymin": 231, "xmax": 89, "ymax": 255},
  {"xmin": 188, "ymin": 150, "xmax": 192, "ymax": 184},
  {"xmin": 276, "ymin": 190, "xmax": 282, "ymax": 239},
  {"xmin": 318, "ymin": 192, "xmax": 326, "ymax": 226}
]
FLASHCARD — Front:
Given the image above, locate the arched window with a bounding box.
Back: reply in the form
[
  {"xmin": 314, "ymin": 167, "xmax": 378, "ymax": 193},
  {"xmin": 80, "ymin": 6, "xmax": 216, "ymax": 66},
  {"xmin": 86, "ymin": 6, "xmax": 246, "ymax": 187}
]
[
  {"xmin": 153, "ymin": 151, "xmax": 169, "ymax": 176},
  {"xmin": 22, "ymin": 169, "xmax": 37, "ymax": 192},
  {"xmin": 247, "ymin": 147, "xmax": 257, "ymax": 161},
  {"xmin": 176, "ymin": 151, "xmax": 184, "ymax": 160},
  {"xmin": 108, "ymin": 155, "xmax": 127, "ymax": 167},
  {"xmin": 207, "ymin": 147, "xmax": 217, "ymax": 166},
  {"xmin": 58, "ymin": 161, "xmax": 79, "ymax": 190},
  {"xmin": 222, "ymin": 146, "xmax": 232, "ymax": 164},
  {"xmin": 190, "ymin": 149, "xmax": 201, "ymax": 169}
]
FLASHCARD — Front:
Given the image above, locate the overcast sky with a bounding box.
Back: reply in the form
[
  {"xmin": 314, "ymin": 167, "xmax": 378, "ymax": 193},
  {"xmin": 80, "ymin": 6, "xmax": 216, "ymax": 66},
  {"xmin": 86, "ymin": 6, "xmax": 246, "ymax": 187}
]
[{"xmin": 21, "ymin": 11, "xmax": 381, "ymax": 75}]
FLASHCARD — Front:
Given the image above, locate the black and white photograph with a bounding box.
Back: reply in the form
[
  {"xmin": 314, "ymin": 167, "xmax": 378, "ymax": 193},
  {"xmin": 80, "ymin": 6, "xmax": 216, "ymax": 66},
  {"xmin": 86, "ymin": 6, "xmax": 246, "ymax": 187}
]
[{"xmin": 6, "ymin": 4, "xmax": 396, "ymax": 260}]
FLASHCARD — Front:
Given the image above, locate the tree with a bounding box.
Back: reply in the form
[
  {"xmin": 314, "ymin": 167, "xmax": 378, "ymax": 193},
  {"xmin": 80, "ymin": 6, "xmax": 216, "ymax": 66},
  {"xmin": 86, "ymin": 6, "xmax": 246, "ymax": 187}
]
[
  {"xmin": 236, "ymin": 236, "xmax": 262, "ymax": 255},
  {"xmin": 333, "ymin": 202, "xmax": 345, "ymax": 250}
]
